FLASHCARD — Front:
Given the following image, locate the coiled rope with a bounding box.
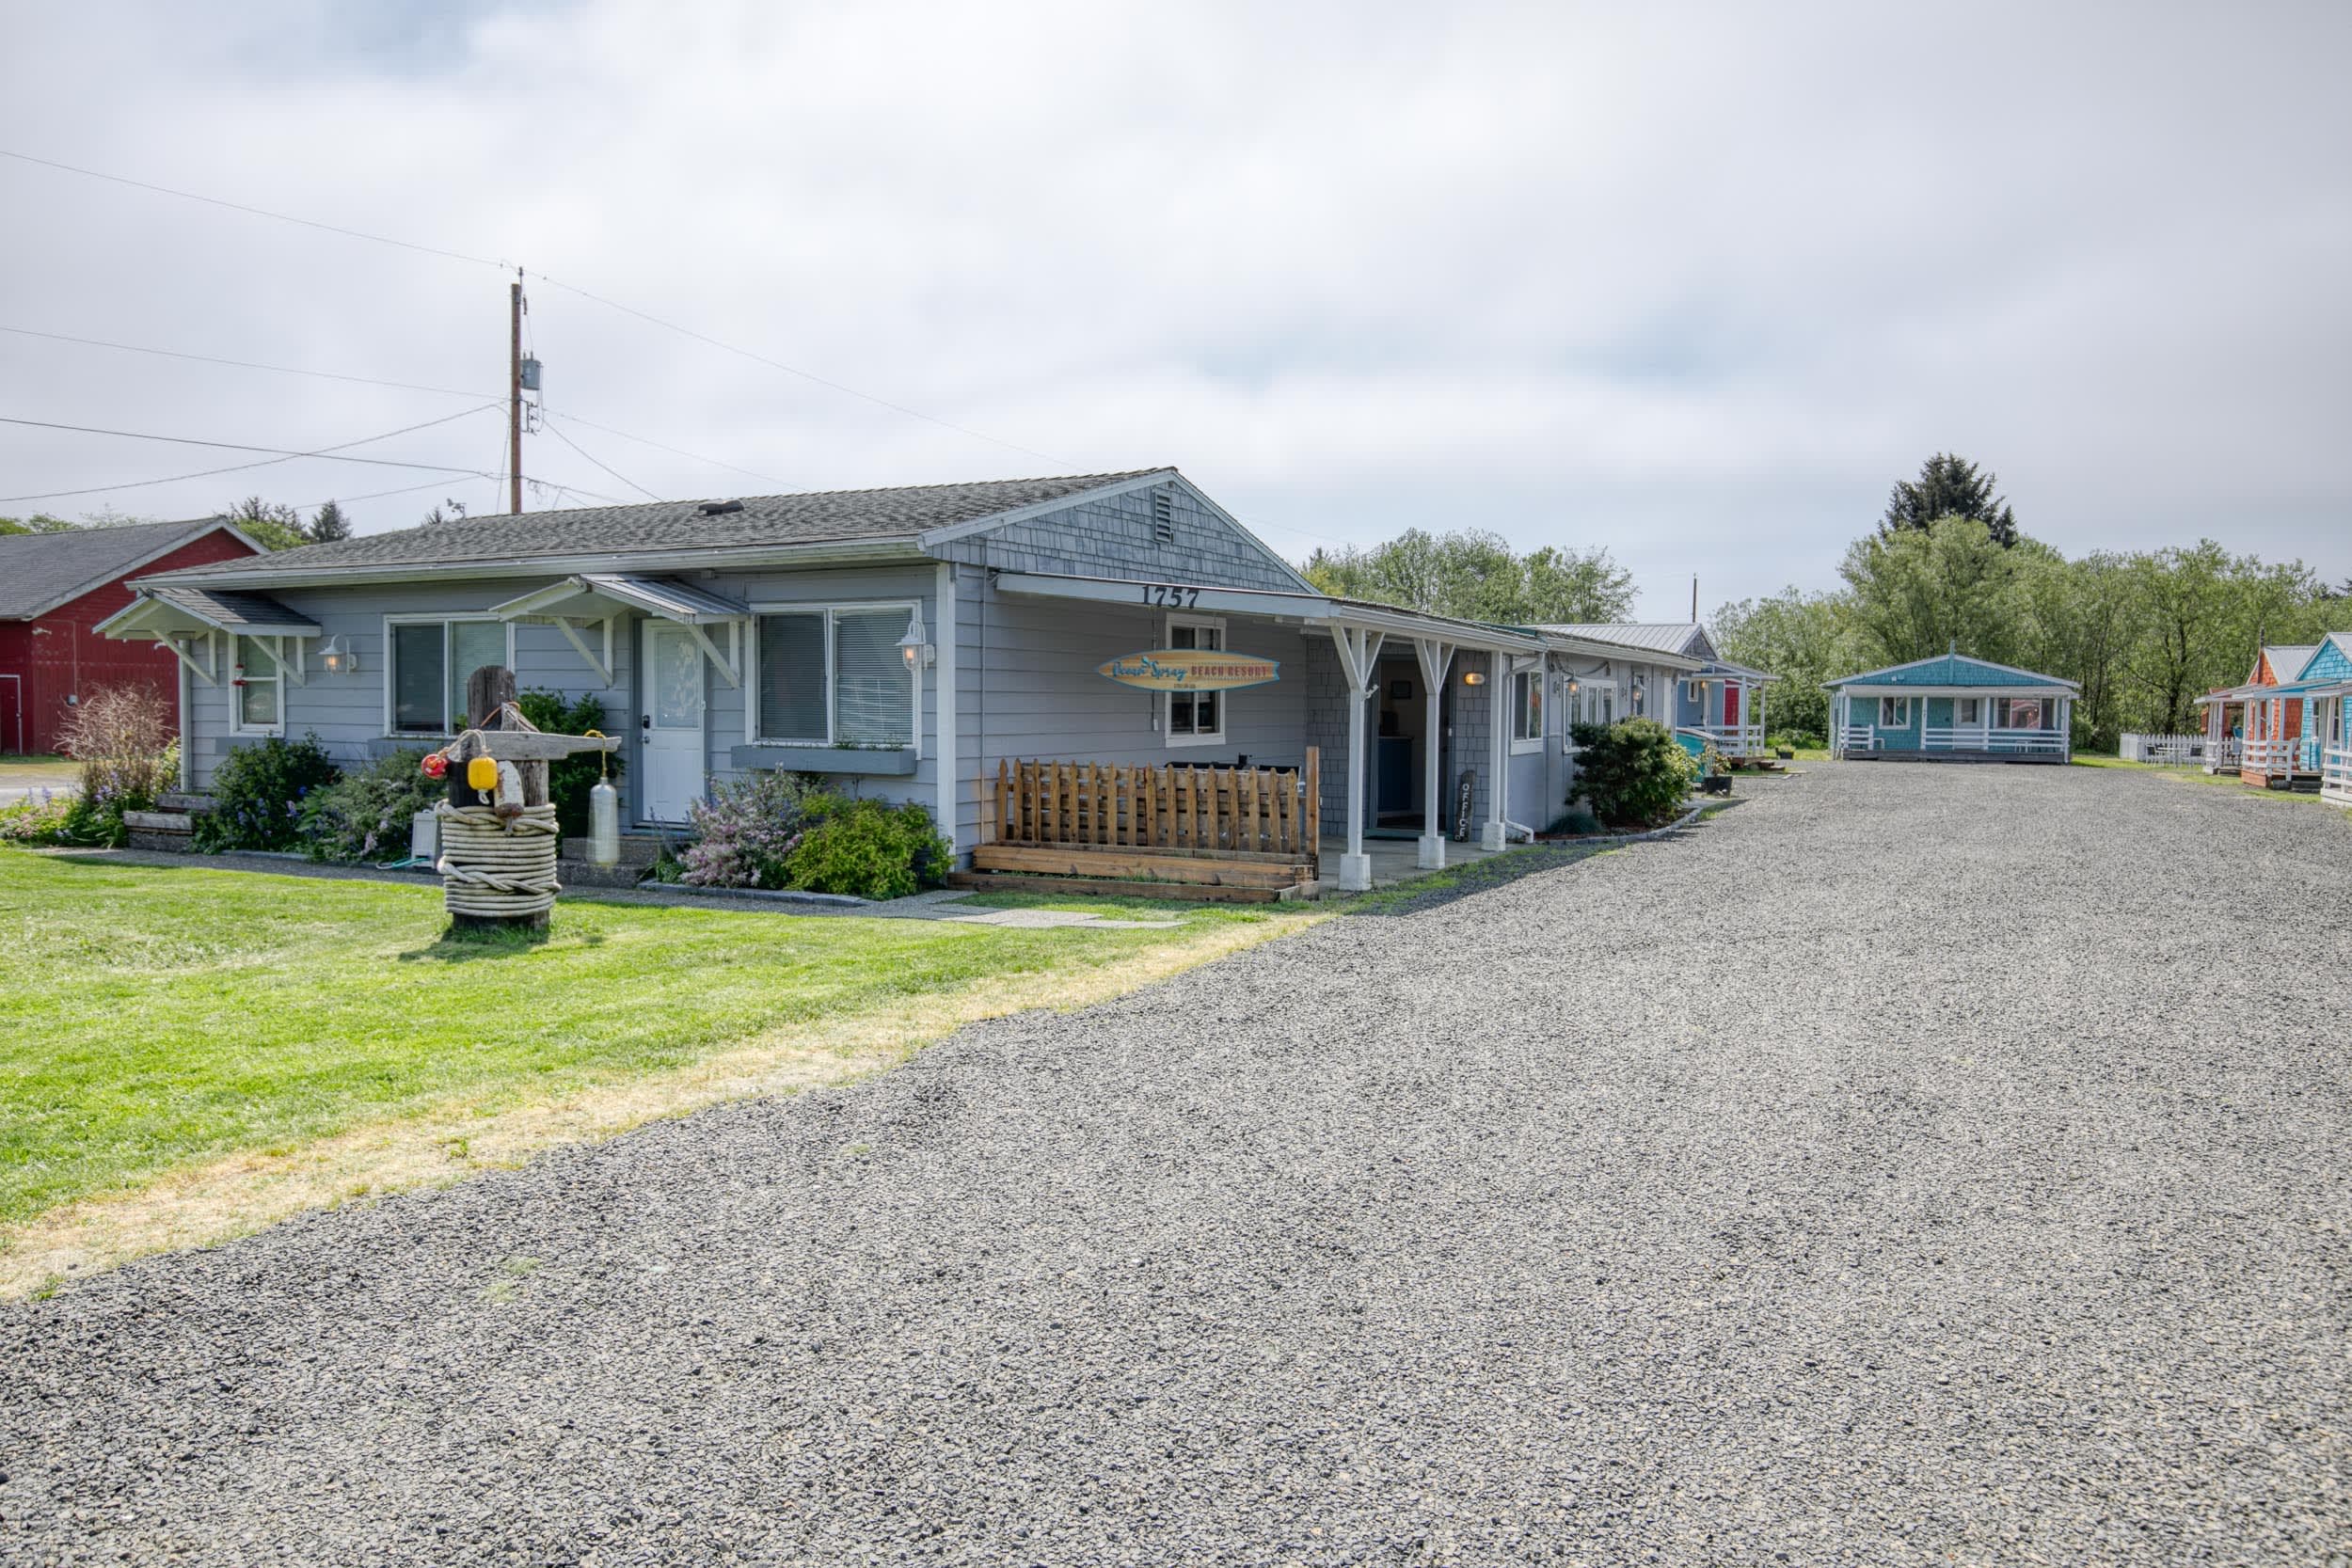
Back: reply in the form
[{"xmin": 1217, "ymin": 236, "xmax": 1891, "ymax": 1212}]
[{"xmin": 436, "ymin": 801, "xmax": 561, "ymax": 918}]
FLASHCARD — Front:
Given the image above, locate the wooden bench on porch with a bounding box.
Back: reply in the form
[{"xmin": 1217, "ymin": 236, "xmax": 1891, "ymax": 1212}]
[{"xmin": 948, "ymin": 751, "xmax": 1321, "ymax": 903}]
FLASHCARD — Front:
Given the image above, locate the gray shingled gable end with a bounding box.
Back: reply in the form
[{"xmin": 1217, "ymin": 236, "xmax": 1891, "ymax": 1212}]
[{"xmin": 926, "ymin": 476, "xmax": 1314, "ymax": 594}]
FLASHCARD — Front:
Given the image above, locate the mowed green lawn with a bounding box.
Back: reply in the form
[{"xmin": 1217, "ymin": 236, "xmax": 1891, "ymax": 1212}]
[{"xmin": 0, "ymin": 852, "xmax": 1290, "ymax": 1225}]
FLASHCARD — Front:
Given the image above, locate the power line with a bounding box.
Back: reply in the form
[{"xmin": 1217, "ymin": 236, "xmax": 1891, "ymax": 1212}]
[
  {"xmin": 541, "ymin": 418, "xmax": 660, "ymax": 500},
  {"xmin": 0, "ymin": 149, "xmax": 511, "ymax": 272},
  {"xmin": 0, "ymin": 325, "xmax": 498, "ymax": 401},
  {"xmin": 0, "ymin": 404, "xmax": 506, "ymax": 501},
  {"xmin": 525, "ymin": 271, "xmax": 1070, "ymax": 467},
  {"xmin": 5, "ymin": 322, "xmax": 785, "ymax": 487}
]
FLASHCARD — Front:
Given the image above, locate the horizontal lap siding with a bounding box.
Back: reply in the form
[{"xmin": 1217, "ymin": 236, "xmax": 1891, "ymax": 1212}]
[{"xmin": 958, "ymin": 584, "xmax": 1312, "ymax": 849}]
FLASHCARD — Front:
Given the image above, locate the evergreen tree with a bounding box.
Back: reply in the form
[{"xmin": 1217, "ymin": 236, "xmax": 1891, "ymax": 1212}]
[
  {"xmin": 1880, "ymin": 452, "xmax": 2019, "ymax": 547},
  {"xmin": 307, "ymin": 499, "xmax": 352, "ymax": 544}
]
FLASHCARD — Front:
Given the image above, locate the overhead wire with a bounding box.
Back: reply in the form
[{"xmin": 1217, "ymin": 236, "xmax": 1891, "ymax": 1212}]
[
  {"xmin": 0, "ymin": 404, "xmax": 506, "ymax": 503},
  {"xmin": 2, "ymin": 147, "xmax": 1346, "ymax": 551},
  {"xmin": 540, "ymin": 417, "xmax": 660, "ymax": 500}
]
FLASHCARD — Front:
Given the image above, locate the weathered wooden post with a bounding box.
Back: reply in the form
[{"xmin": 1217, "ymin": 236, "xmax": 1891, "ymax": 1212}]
[{"xmin": 431, "ymin": 666, "xmax": 619, "ymax": 935}]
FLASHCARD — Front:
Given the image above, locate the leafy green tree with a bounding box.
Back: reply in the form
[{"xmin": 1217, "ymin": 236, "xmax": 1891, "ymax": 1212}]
[
  {"xmin": 1710, "ymin": 588, "xmax": 1853, "ymax": 743},
  {"xmin": 1839, "ymin": 516, "xmax": 2030, "ymax": 665},
  {"xmin": 1303, "ymin": 529, "xmax": 1632, "ymax": 624},
  {"xmin": 307, "ymin": 499, "xmax": 352, "ymax": 544},
  {"xmin": 0, "ymin": 514, "xmax": 77, "ymax": 535},
  {"xmin": 1881, "ymin": 452, "xmax": 2019, "ymax": 547},
  {"xmin": 222, "ymin": 496, "xmax": 309, "ymax": 551}
]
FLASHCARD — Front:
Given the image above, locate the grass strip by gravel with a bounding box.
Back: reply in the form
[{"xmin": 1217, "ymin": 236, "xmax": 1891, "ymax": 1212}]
[{"xmin": 0, "ymin": 850, "xmax": 1319, "ymax": 1291}]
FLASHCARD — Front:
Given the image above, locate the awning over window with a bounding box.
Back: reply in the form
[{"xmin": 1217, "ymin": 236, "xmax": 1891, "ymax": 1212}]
[
  {"xmin": 487, "ymin": 573, "xmax": 749, "ymax": 687},
  {"xmin": 95, "ymin": 583, "xmax": 321, "ymax": 641},
  {"xmin": 489, "ymin": 573, "xmax": 748, "ymax": 627}
]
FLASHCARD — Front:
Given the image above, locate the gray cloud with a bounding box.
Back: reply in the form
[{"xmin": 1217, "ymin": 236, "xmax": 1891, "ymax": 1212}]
[{"xmin": 3, "ymin": 0, "xmax": 2345, "ymax": 614}]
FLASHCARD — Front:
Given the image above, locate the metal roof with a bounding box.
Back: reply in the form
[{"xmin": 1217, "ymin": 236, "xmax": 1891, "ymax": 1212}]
[
  {"xmin": 136, "ymin": 470, "xmax": 1168, "ymax": 587},
  {"xmin": 0, "ymin": 517, "xmax": 250, "ymax": 620},
  {"xmin": 1826, "ymin": 653, "xmax": 2079, "ymax": 690},
  {"xmin": 1536, "ymin": 622, "xmax": 1716, "ymax": 659},
  {"xmin": 2263, "ymin": 644, "xmax": 2319, "ymax": 678}
]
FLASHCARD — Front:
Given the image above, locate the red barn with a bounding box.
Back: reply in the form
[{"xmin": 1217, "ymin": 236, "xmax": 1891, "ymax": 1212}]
[{"xmin": 0, "ymin": 518, "xmax": 261, "ymax": 754}]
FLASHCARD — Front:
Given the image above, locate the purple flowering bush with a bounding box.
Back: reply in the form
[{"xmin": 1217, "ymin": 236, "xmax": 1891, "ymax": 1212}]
[
  {"xmin": 680, "ymin": 770, "xmax": 814, "ymax": 889},
  {"xmin": 191, "ymin": 735, "xmax": 340, "ymax": 853}
]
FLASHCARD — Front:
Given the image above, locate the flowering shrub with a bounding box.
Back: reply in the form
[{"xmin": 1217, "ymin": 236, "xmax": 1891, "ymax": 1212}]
[
  {"xmin": 192, "ymin": 735, "xmax": 340, "ymax": 852},
  {"xmin": 783, "ymin": 796, "xmax": 952, "ymax": 900},
  {"xmin": 680, "ymin": 769, "xmax": 815, "ymax": 889},
  {"xmin": 0, "ymin": 792, "xmax": 75, "ymax": 846},
  {"xmin": 54, "ymin": 685, "xmax": 179, "ymax": 847},
  {"xmin": 298, "ymin": 750, "xmax": 440, "ymax": 863}
]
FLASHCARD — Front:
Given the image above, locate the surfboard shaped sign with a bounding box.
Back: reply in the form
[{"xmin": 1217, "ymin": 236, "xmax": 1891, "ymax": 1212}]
[{"xmin": 1097, "ymin": 649, "xmax": 1280, "ymax": 692}]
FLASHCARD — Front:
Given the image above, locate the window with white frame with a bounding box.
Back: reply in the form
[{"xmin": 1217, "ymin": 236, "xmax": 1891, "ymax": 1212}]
[
  {"xmin": 1878, "ymin": 696, "xmax": 1911, "ymax": 726},
  {"xmin": 1955, "ymin": 696, "xmax": 1982, "ymax": 725},
  {"xmin": 1994, "ymin": 697, "xmax": 2045, "ymax": 730},
  {"xmin": 753, "ymin": 605, "xmax": 914, "ymax": 746},
  {"xmin": 1511, "ymin": 667, "xmax": 1543, "ymax": 749},
  {"xmin": 231, "ymin": 635, "xmax": 282, "ymax": 734},
  {"xmin": 389, "ymin": 618, "xmax": 511, "ymax": 735},
  {"xmin": 1165, "ymin": 615, "xmax": 1223, "ymax": 745},
  {"xmin": 1686, "ymin": 678, "xmax": 1706, "ymax": 705}
]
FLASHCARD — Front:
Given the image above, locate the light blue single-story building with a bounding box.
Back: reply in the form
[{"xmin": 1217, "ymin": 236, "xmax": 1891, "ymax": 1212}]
[
  {"xmin": 99, "ymin": 468, "xmax": 1712, "ymax": 890},
  {"xmin": 1826, "ymin": 653, "xmax": 2077, "ymax": 763}
]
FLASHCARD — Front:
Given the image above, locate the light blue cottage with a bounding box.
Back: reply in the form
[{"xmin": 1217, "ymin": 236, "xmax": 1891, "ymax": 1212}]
[{"xmin": 1825, "ymin": 653, "xmax": 2076, "ymax": 763}]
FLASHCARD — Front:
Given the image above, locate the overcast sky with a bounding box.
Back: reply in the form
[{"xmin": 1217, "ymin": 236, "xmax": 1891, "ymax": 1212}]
[{"xmin": 3, "ymin": 1, "xmax": 2346, "ymax": 618}]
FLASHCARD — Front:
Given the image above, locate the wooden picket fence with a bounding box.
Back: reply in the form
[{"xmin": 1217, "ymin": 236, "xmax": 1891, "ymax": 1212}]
[{"xmin": 990, "ymin": 749, "xmax": 1319, "ymax": 859}]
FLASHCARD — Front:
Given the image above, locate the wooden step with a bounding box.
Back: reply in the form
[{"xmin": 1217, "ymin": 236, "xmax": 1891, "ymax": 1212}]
[
  {"xmin": 971, "ymin": 844, "xmax": 1311, "ymax": 888},
  {"xmin": 946, "ymin": 871, "xmax": 1285, "ymax": 904}
]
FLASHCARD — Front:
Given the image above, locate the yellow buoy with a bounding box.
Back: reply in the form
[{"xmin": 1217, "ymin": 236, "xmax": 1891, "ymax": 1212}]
[{"xmin": 466, "ymin": 755, "xmax": 499, "ymax": 792}]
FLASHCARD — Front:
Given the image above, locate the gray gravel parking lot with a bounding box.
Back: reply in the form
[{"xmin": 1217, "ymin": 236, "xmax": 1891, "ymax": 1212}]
[{"xmin": 6, "ymin": 762, "xmax": 2349, "ymax": 1565}]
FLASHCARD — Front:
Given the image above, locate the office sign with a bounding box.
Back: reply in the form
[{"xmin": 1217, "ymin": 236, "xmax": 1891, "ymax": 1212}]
[{"xmin": 1097, "ymin": 649, "xmax": 1280, "ymax": 692}]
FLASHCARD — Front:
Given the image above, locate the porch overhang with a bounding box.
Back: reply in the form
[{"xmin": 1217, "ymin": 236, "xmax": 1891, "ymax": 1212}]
[
  {"xmin": 487, "ymin": 573, "xmax": 751, "ymax": 688},
  {"xmin": 988, "ymin": 570, "xmax": 1545, "ymax": 653},
  {"xmin": 1830, "ymin": 683, "xmax": 2075, "ymax": 699}
]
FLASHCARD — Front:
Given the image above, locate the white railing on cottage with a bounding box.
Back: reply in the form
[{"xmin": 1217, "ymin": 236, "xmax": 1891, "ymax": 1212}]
[
  {"xmin": 1692, "ymin": 721, "xmax": 1766, "ymax": 757},
  {"xmin": 1836, "ymin": 725, "xmax": 1875, "ymax": 755},
  {"xmin": 2240, "ymin": 736, "xmax": 2308, "ymax": 774},
  {"xmin": 1922, "ymin": 725, "xmax": 2066, "ymax": 754},
  {"xmin": 2323, "ymin": 746, "xmax": 2352, "ymax": 805}
]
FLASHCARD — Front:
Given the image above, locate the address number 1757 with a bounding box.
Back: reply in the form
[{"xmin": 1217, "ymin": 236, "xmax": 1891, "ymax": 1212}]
[{"xmin": 1139, "ymin": 583, "xmax": 1201, "ymax": 608}]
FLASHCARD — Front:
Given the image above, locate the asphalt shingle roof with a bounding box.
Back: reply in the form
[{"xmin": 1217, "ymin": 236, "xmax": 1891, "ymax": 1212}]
[
  {"xmin": 0, "ymin": 517, "xmax": 235, "ymax": 619},
  {"xmin": 157, "ymin": 470, "xmax": 1168, "ymax": 581},
  {"xmin": 143, "ymin": 584, "xmax": 320, "ymax": 633},
  {"xmin": 1829, "ymin": 654, "xmax": 2076, "ymax": 689}
]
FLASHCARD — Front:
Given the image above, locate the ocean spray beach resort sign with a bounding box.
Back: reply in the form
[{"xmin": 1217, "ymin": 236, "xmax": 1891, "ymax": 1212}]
[{"xmin": 1097, "ymin": 649, "xmax": 1281, "ymax": 692}]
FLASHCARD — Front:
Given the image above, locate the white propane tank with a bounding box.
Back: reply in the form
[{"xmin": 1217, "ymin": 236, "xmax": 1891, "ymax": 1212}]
[{"xmin": 588, "ymin": 778, "xmax": 621, "ymax": 867}]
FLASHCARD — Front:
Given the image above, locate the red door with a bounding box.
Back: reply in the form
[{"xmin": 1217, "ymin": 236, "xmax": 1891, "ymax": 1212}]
[
  {"xmin": 1722, "ymin": 685, "xmax": 1740, "ymax": 726},
  {"xmin": 0, "ymin": 675, "xmax": 19, "ymax": 754}
]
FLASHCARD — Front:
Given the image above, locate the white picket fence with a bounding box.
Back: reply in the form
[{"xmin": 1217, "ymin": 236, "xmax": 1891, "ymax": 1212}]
[{"xmin": 2121, "ymin": 733, "xmax": 2213, "ymax": 766}]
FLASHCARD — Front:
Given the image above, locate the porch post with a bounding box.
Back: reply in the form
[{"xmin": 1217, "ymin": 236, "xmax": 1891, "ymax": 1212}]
[
  {"xmin": 1329, "ymin": 625, "xmax": 1384, "ymax": 893},
  {"xmin": 1414, "ymin": 637, "xmax": 1454, "ymax": 869},
  {"xmin": 1483, "ymin": 650, "xmax": 1508, "ymax": 851}
]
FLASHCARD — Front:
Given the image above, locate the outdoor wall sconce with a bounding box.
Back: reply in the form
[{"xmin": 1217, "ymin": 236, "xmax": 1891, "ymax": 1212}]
[
  {"xmin": 898, "ymin": 610, "xmax": 935, "ymax": 673},
  {"xmin": 1462, "ymin": 669, "xmax": 1486, "ymax": 686},
  {"xmin": 1565, "ymin": 676, "xmax": 1581, "ymax": 696},
  {"xmin": 320, "ymin": 636, "xmax": 359, "ymax": 675}
]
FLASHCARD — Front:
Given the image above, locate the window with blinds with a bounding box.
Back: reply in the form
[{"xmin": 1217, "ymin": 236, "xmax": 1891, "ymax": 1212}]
[{"xmin": 754, "ymin": 605, "xmax": 914, "ymax": 746}]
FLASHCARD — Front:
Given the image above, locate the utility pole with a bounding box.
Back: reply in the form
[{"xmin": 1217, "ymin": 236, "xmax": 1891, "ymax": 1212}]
[
  {"xmin": 508, "ymin": 269, "xmax": 524, "ymax": 515},
  {"xmin": 1691, "ymin": 575, "xmax": 1698, "ymax": 622}
]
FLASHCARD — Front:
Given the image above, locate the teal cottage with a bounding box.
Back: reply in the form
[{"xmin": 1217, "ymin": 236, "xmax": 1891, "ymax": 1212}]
[{"xmin": 1825, "ymin": 653, "xmax": 2076, "ymax": 763}]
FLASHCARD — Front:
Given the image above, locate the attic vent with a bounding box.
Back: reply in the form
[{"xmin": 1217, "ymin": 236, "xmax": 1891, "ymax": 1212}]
[
  {"xmin": 1150, "ymin": 489, "xmax": 1176, "ymax": 546},
  {"xmin": 697, "ymin": 499, "xmax": 744, "ymax": 516}
]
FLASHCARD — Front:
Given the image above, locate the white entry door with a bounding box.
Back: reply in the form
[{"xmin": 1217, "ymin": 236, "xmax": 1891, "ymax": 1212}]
[{"xmin": 640, "ymin": 621, "xmax": 706, "ymax": 822}]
